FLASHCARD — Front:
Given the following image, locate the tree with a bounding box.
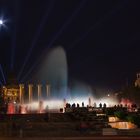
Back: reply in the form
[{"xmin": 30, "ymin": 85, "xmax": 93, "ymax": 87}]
[
  {"xmin": 126, "ymin": 115, "xmax": 140, "ymax": 127},
  {"xmin": 114, "ymin": 111, "xmax": 126, "ymax": 120}
]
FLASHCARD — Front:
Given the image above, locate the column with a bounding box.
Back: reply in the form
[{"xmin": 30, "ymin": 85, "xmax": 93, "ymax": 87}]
[
  {"xmin": 28, "ymin": 84, "xmax": 33, "ymax": 104},
  {"xmin": 19, "ymin": 84, "xmax": 24, "ymax": 104},
  {"xmin": 37, "ymin": 84, "xmax": 42, "ymax": 101},
  {"xmin": 46, "ymin": 84, "xmax": 50, "ymax": 98}
]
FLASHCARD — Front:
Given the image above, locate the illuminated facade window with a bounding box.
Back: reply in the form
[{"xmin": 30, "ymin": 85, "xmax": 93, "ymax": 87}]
[{"xmin": 2, "ymin": 86, "xmax": 19, "ymax": 103}]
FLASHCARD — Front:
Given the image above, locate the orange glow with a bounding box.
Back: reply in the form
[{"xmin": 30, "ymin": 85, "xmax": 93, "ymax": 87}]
[
  {"xmin": 109, "ymin": 116, "xmax": 120, "ymax": 122},
  {"xmin": 109, "ymin": 121, "xmax": 137, "ymax": 129}
]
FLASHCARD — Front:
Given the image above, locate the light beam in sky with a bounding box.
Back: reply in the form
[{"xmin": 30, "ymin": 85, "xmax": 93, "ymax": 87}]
[
  {"xmin": 11, "ymin": 0, "xmax": 20, "ymax": 71},
  {"xmin": 68, "ymin": 1, "xmax": 127, "ymax": 51},
  {"xmin": 17, "ymin": 0, "xmax": 54, "ymax": 81},
  {"xmin": 46, "ymin": 0, "xmax": 85, "ymax": 50},
  {"xmin": 0, "ymin": 64, "xmax": 6, "ymax": 85},
  {"xmin": 21, "ymin": 0, "xmax": 86, "ymax": 82}
]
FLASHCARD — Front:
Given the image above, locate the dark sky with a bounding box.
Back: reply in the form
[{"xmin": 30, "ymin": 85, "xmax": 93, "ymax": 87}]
[{"xmin": 0, "ymin": 0, "xmax": 140, "ymax": 89}]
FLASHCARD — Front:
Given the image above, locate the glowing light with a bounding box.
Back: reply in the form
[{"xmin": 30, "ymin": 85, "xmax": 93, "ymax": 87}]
[
  {"xmin": 0, "ymin": 17, "xmax": 7, "ymax": 29},
  {"xmin": 67, "ymin": 96, "xmax": 94, "ymax": 107},
  {"xmin": 109, "ymin": 116, "xmax": 120, "ymax": 122},
  {"xmin": 20, "ymin": 105, "xmax": 27, "ymax": 114},
  {"xmin": 96, "ymin": 97, "xmax": 119, "ymax": 107},
  {"xmin": 109, "ymin": 122, "xmax": 137, "ymax": 129},
  {"xmin": 0, "ymin": 19, "xmax": 3, "ymax": 25},
  {"xmin": 7, "ymin": 103, "xmax": 15, "ymax": 114}
]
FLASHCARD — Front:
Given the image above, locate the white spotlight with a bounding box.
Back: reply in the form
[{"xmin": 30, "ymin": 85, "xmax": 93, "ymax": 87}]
[{"xmin": 0, "ymin": 19, "xmax": 3, "ymax": 25}]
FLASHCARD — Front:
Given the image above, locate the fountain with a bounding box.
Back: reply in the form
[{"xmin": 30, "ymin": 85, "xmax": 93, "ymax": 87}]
[
  {"xmin": 6, "ymin": 46, "xmax": 119, "ymax": 114},
  {"xmin": 7, "ymin": 102, "xmax": 15, "ymax": 114},
  {"xmin": 38, "ymin": 101, "xmax": 44, "ymax": 113},
  {"xmin": 22, "ymin": 46, "xmax": 95, "ymax": 112},
  {"xmin": 38, "ymin": 46, "xmax": 68, "ymax": 99}
]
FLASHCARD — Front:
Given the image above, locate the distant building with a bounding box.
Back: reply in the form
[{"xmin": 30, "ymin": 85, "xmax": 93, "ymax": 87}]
[
  {"xmin": 1, "ymin": 72, "xmax": 19, "ymax": 103},
  {"xmin": 2, "ymin": 85, "xmax": 19, "ymax": 103},
  {"xmin": 135, "ymin": 73, "xmax": 140, "ymax": 87}
]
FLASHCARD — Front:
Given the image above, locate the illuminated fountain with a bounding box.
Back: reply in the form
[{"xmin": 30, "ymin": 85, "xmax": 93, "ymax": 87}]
[
  {"xmin": 120, "ymin": 98, "xmax": 133, "ymax": 107},
  {"xmin": 38, "ymin": 101, "xmax": 45, "ymax": 113},
  {"xmin": 7, "ymin": 102, "xmax": 15, "ymax": 114},
  {"xmin": 19, "ymin": 46, "xmax": 95, "ymax": 112},
  {"xmin": 20, "ymin": 104, "xmax": 27, "ymax": 114},
  {"xmin": 6, "ymin": 46, "xmax": 119, "ymax": 114},
  {"xmin": 38, "ymin": 46, "xmax": 68, "ymax": 99}
]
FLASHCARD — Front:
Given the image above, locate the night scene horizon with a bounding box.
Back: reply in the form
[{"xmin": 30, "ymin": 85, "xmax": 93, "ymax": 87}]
[{"xmin": 1, "ymin": 0, "xmax": 140, "ymax": 139}]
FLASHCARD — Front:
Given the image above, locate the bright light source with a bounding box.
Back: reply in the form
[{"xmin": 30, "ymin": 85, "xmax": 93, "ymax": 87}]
[
  {"xmin": 0, "ymin": 17, "xmax": 7, "ymax": 29},
  {"xmin": 0, "ymin": 19, "xmax": 3, "ymax": 25}
]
